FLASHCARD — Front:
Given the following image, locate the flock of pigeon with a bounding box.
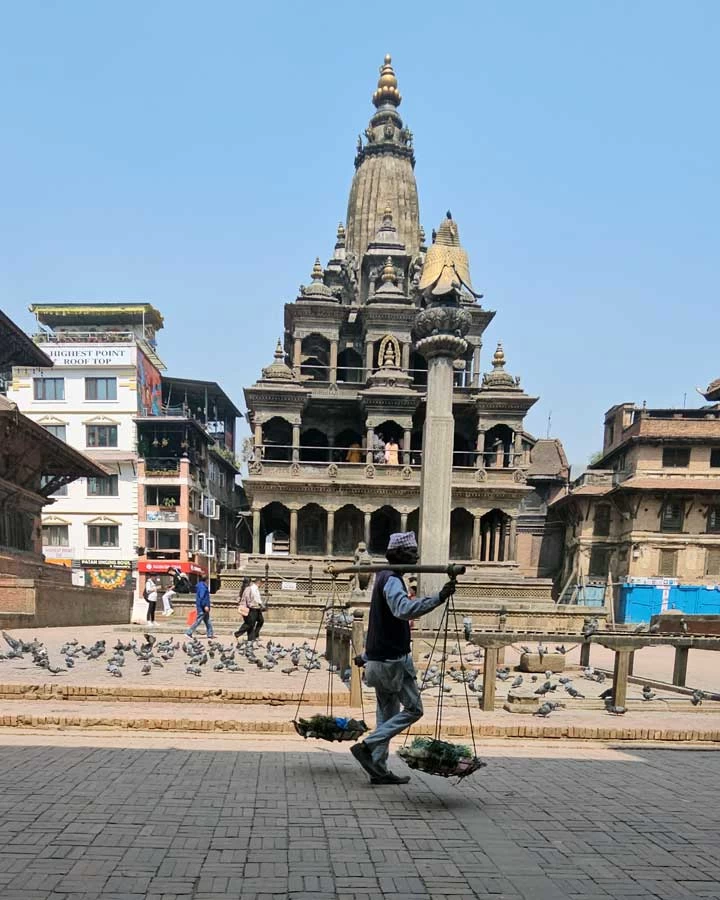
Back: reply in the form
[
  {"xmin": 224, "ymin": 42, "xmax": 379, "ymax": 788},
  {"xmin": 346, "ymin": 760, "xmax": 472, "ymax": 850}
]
[{"xmin": 0, "ymin": 630, "xmax": 342, "ymax": 682}]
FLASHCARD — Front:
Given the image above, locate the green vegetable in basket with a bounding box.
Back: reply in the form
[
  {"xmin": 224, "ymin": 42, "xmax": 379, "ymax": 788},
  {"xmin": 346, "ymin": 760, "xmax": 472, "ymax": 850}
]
[{"xmin": 409, "ymin": 737, "xmax": 472, "ymax": 766}]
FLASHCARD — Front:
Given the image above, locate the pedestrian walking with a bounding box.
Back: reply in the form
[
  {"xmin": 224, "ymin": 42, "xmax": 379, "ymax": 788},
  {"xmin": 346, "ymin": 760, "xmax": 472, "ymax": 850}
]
[
  {"xmin": 233, "ymin": 577, "xmax": 252, "ymax": 639},
  {"xmin": 144, "ymin": 576, "xmax": 158, "ymax": 625},
  {"xmin": 350, "ymin": 531, "xmax": 456, "ymax": 785},
  {"xmin": 185, "ymin": 574, "xmax": 214, "ymax": 638},
  {"xmin": 234, "ymin": 577, "xmax": 264, "ymax": 641}
]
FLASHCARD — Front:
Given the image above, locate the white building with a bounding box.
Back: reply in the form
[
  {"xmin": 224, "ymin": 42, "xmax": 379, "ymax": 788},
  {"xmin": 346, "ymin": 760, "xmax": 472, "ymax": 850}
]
[{"xmin": 8, "ymin": 303, "xmax": 165, "ymax": 593}]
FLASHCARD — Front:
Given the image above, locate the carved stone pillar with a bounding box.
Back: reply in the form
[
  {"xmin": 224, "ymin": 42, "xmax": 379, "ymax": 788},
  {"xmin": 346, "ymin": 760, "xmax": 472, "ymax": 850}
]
[
  {"xmin": 330, "ymin": 340, "xmax": 338, "ymax": 384},
  {"xmin": 401, "ymin": 342, "xmax": 410, "ymax": 371},
  {"xmin": 326, "ymin": 510, "xmax": 335, "ymax": 556},
  {"xmin": 365, "ymin": 341, "xmax": 374, "ymax": 378},
  {"xmin": 293, "ymin": 338, "xmax": 302, "ymax": 372},
  {"xmin": 513, "ymin": 430, "xmax": 522, "ymax": 467},
  {"xmin": 254, "ymin": 422, "xmax": 263, "ymax": 454},
  {"xmin": 366, "ymin": 427, "xmax": 374, "ymax": 465},
  {"xmin": 475, "ymin": 426, "xmax": 486, "ymax": 468},
  {"xmin": 252, "ymin": 509, "xmax": 261, "ymax": 555},
  {"xmin": 472, "ymin": 514, "xmax": 482, "ymax": 561},
  {"xmin": 509, "ymin": 516, "xmax": 518, "ymax": 561},
  {"xmin": 292, "ymin": 424, "xmax": 300, "ymax": 463},
  {"xmin": 364, "ymin": 512, "xmax": 371, "ymax": 546},
  {"xmin": 403, "ymin": 429, "xmax": 412, "ymax": 465},
  {"xmin": 400, "ymin": 512, "xmax": 408, "ymax": 532},
  {"xmin": 289, "ymin": 509, "xmax": 298, "ymax": 556}
]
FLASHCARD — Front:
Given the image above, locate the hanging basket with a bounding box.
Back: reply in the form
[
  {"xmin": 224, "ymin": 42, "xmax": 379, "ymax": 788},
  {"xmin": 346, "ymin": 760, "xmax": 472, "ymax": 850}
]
[
  {"xmin": 397, "ymin": 737, "xmax": 487, "ymax": 780},
  {"xmin": 293, "ymin": 714, "xmax": 368, "ymax": 743}
]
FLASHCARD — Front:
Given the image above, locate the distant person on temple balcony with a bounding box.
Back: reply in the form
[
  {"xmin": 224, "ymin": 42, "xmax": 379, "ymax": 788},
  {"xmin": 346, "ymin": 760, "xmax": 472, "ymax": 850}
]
[
  {"xmin": 384, "ymin": 438, "xmax": 399, "ymax": 465},
  {"xmin": 350, "ymin": 531, "xmax": 456, "ymax": 786},
  {"xmin": 373, "ymin": 433, "xmax": 386, "ymax": 464},
  {"xmin": 345, "ymin": 442, "xmax": 362, "ymax": 464},
  {"xmin": 185, "ymin": 574, "xmax": 214, "ymax": 639}
]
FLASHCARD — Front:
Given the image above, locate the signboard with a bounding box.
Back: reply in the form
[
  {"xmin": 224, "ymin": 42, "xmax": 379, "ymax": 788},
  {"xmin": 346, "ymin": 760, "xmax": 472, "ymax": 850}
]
[
  {"xmin": 626, "ymin": 577, "xmax": 679, "ymax": 587},
  {"xmin": 38, "ymin": 345, "xmax": 134, "ymax": 367},
  {"xmin": 138, "ymin": 560, "xmax": 205, "ymax": 575},
  {"xmin": 281, "ymin": 581, "xmax": 297, "ymax": 591},
  {"xmin": 137, "ymin": 349, "xmax": 162, "ymax": 416},
  {"xmin": 78, "ymin": 559, "xmax": 133, "ymax": 569}
]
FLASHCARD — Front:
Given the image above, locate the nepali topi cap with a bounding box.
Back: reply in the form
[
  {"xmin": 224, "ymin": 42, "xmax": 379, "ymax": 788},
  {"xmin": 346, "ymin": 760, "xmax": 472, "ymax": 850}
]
[{"xmin": 387, "ymin": 531, "xmax": 418, "ymax": 551}]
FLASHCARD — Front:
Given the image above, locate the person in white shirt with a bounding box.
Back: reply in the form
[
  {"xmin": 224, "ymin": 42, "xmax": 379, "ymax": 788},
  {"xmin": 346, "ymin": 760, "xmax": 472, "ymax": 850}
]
[
  {"xmin": 160, "ymin": 579, "xmax": 176, "ymax": 617},
  {"xmin": 234, "ymin": 578, "xmax": 264, "ymax": 641},
  {"xmin": 144, "ymin": 577, "xmax": 158, "ymax": 625}
]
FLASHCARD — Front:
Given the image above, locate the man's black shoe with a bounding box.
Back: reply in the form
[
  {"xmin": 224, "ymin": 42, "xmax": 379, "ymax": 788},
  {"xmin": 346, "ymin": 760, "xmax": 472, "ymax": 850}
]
[
  {"xmin": 350, "ymin": 742, "xmax": 383, "ymax": 779},
  {"xmin": 370, "ymin": 771, "xmax": 411, "ymax": 786}
]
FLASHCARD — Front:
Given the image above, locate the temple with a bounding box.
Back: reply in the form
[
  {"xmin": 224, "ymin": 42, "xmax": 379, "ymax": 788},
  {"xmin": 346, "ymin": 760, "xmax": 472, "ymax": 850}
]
[{"xmin": 232, "ymin": 57, "xmax": 569, "ymax": 609}]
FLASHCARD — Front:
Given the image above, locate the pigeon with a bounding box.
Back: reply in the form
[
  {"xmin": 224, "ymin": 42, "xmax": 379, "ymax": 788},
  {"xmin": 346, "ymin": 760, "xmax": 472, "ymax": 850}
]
[
  {"xmin": 535, "ymin": 702, "xmax": 554, "ymax": 717},
  {"xmin": 511, "ymin": 675, "xmax": 523, "ymax": 689},
  {"xmin": 64, "ymin": 656, "xmax": 75, "ymax": 668},
  {"xmin": 599, "ymin": 687, "xmax": 614, "ymax": 700},
  {"xmin": 535, "ymin": 682, "xmax": 553, "ymax": 696},
  {"xmin": 186, "ymin": 665, "xmax": 202, "ymax": 677},
  {"xmin": 530, "ymin": 675, "xmax": 538, "ymax": 682},
  {"xmin": 641, "ymin": 688, "xmax": 657, "ymax": 701},
  {"xmin": 633, "ymin": 623, "xmax": 648, "ymax": 634},
  {"xmin": 151, "ymin": 658, "xmax": 163, "ymax": 668},
  {"xmin": 649, "ymin": 622, "xmax": 660, "ymax": 634},
  {"xmin": 537, "ymin": 643, "xmax": 548, "ymax": 656},
  {"xmin": 565, "ymin": 686, "xmax": 584, "ymax": 699},
  {"xmin": 605, "ymin": 702, "xmax": 626, "ymax": 716},
  {"xmin": 558, "ymin": 676, "xmax": 571, "ymax": 685},
  {"xmin": 106, "ymin": 663, "xmax": 122, "ymax": 678},
  {"xmin": 691, "ymin": 690, "xmax": 705, "ymax": 707},
  {"xmin": 555, "ymin": 645, "xmax": 567, "ymax": 655},
  {"xmin": 141, "ymin": 663, "xmax": 152, "ymax": 676}
]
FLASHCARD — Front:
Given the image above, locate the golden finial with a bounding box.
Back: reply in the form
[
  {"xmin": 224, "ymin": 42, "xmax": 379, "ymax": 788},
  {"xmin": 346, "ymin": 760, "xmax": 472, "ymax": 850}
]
[
  {"xmin": 372, "ymin": 54, "xmax": 402, "ymax": 108},
  {"xmin": 381, "ymin": 256, "xmax": 396, "ymax": 284},
  {"xmin": 383, "ymin": 205, "xmax": 393, "ymax": 224},
  {"xmin": 492, "ymin": 342, "xmax": 506, "ymax": 368},
  {"xmin": 336, "ymin": 222, "xmax": 346, "ymax": 242},
  {"xmin": 274, "ymin": 338, "xmax": 284, "ymax": 359},
  {"xmin": 311, "ymin": 257, "xmax": 324, "ymax": 281}
]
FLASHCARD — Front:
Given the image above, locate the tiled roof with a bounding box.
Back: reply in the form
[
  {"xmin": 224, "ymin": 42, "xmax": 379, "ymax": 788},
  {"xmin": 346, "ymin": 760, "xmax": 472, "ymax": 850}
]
[
  {"xmin": 528, "ymin": 438, "xmax": 569, "ymax": 478},
  {"xmin": 616, "ymin": 477, "xmax": 720, "ymax": 492}
]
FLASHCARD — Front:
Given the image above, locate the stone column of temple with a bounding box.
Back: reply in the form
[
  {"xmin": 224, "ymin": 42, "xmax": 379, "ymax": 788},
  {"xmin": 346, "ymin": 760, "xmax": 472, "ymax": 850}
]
[
  {"xmin": 509, "ymin": 516, "xmax": 518, "ymax": 561},
  {"xmin": 326, "ymin": 510, "xmax": 335, "ymax": 556},
  {"xmin": 254, "ymin": 422, "xmax": 263, "ymax": 455},
  {"xmin": 364, "ymin": 512, "xmax": 371, "ymax": 546},
  {"xmin": 366, "ymin": 426, "xmax": 374, "ymax": 465},
  {"xmin": 293, "ymin": 338, "xmax": 302, "ymax": 374},
  {"xmin": 289, "ymin": 509, "xmax": 298, "ymax": 555},
  {"xmin": 401, "ymin": 342, "xmax": 410, "ymax": 371},
  {"xmin": 472, "ymin": 514, "xmax": 482, "ymax": 561},
  {"xmin": 400, "ymin": 512, "xmax": 408, "ymax": 531},
  {"xmin": 475, "ymin": 426, "xmax": 486, "ymax": 468},
  {"xmin": 414, "ymin": 306, "xmax": 470, "ymax": 622},
  {"xmin": 292, "ymin": 424, "xmax": 300, "ymax": 463},
  {"xmin": 330, "ymin": 341, "xmax": 338, "ymax": 384},
  {"xmin": 403, "ymin": 429, "xmax": 411, "ymax": 465},
  {"xmin": 365, "ymin": 341, "xmax": 374, "ymax": 379},
  {"xmin": 252, "ymin": 509, "xmax": 261, "ymax": 554},
  {"xmin": 513, "ymin": 430, "xmax": 523, "ymax": 467}
]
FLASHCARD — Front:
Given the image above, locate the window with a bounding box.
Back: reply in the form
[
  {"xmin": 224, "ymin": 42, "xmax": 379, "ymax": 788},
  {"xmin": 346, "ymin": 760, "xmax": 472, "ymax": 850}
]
[
  {"xmin": 593, "ymin": 505, "xmax": 611, "ymax": 537},
  {"xmin": 662, "ymin": 447, "xmax": 690, "ymax": 468},
  {"xmin": 86, "ymin": 424, "xmax": 118, "ymax": 448},
  {"xmin": 660, "ymin": 500, "xmax": 683, "ymax": 533},
  {"xmin": 706, "ymin": 548, "xmax": 720, "ymax": 577},
  {"xmin": 145, "ymin": 529, "xmax": 181, "ymax": 551},
  {"xmin": 33, "ymin": 378, "xmax": 64, "ymax": 401},
  {"xmin": 711, "ymin": 448, "xmax": 720, "ymax": 468},
  {"xmin": 42, "ymin": 524, "xmax": 69, "ymax": 547},
  {"xmin": 85, "ymin": 377, "xmax": 117, "ymax": 401},
  {"xmin": 589, "ymin": 547, "xmax": 610, "ymax": 578},
  {"xmin": 87, "ymin": 524, "xmax": 119, "ymax": 547},
  {"xmin": 87, "ymin": 475, "xmax": 119, "ymax": 497},
  {"xmin": 659, "ymin": 548, "xmax": 678, "ymax": 577},
  {"xmin": 43, "ymin": 424, "xmax": 66, "ymax": 441},
  {"xmin": 708, "ymin": 506, "xmax": 720, "ymax": 534}
]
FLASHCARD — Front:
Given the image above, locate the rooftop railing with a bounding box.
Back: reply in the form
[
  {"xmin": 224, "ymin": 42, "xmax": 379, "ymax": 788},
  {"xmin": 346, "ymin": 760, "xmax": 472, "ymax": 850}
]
[{"xmin": 251, "ymin": 443, "xmax": 524, "ymax": 470}]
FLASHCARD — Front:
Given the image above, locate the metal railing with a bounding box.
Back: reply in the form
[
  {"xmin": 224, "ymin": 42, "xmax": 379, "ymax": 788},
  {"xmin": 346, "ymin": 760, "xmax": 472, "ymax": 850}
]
[
  {"xmin": 253, "ymin": 442, "xmax": 523, "ymax": 469},
  {"xmin": 32, "ymin": 329, "xmax": 155, "ymax": 345}
]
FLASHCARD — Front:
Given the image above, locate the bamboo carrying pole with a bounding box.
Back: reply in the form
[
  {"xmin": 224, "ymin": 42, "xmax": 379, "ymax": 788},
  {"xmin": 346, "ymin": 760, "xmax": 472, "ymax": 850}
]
[{"xmin": 325, "ymin": 563, "xmax": 466, "ymax": 577}]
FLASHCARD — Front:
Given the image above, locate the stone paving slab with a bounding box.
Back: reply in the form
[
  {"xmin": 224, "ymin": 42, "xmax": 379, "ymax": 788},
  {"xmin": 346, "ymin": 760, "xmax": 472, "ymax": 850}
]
[{"xmin": 0, "ymin": 733, "xmax": 717, "ymax": 898}]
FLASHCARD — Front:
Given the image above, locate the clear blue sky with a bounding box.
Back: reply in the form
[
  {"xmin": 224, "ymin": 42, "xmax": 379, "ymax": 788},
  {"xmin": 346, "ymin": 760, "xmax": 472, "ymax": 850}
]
[{"xmin": 2, "ymin": 1, "xmax": 718, "ymax": 470}]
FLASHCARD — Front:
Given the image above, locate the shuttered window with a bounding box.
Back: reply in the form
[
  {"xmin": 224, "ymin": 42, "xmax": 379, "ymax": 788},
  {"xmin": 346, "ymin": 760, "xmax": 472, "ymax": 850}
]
[{"xmin": 659, "ymin": 549, "xmax": 678, "ymax": 577}]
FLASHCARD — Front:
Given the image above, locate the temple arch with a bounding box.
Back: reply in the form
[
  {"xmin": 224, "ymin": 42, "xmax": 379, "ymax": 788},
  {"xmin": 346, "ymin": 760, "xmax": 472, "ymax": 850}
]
[
  {"xmin": 450, "ymin": 508, "xmax": 474, "ymax": 559},
  {"xmin": 337, "ymin": 347, "xmax": 364, "ymax": 383},
  {"xmin": 260, "ymin": 502, "xmax": 290, "ymax": 555},
  {"xmin": 479, "ymin": 508, "xmax": 510, "ymax": 562},
  {"xmin": 370, "ymin": 505, "xmax": 401, "ymax": 554},
  {"xmin": 297, "ymin": 503, "xmax": 327, "ymax": 555},
  {"xmin": 484, "ymin": 424, "xmax": 513, "ymax": 468},
  {"xmin": 299, "ymin": 427, "xmax": 329, "ymax": 462},
  {"xmin": 301, "ymin": 334, "xmax": 330, "ymax": 381},
  {"xmin": 262, "ymin": 416, "xmax": 292, "ymax": 462},
  {"xmin": 334, "ymin": 504, "xmax": 364, "ymax": 554}
]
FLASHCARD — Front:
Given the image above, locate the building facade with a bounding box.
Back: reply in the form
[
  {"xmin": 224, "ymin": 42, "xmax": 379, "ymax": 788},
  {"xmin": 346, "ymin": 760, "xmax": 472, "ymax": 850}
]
[
  {"xmin": 553, "ymin": 399, "xmax": 720, "ymax": 620},
  {"xmin": 8, "ymin": 303, "xmax": 165, "ymax": 592},
  {"xmin": 238, "ymin": 57, "xmax": 568, "ymax": 600}
]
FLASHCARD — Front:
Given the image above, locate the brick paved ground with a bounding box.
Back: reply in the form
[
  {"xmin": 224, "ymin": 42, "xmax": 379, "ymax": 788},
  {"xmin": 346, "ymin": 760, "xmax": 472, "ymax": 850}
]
[{"xmin": 0, "ymin": 732, "xmax": 718, "ymax": 899}]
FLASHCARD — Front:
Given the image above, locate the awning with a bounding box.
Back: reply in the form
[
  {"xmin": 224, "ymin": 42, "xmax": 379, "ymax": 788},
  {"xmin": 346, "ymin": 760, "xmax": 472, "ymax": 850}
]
[{"xmin": 137, "ymin": 560, "xmax": 205, "ymax": 575}]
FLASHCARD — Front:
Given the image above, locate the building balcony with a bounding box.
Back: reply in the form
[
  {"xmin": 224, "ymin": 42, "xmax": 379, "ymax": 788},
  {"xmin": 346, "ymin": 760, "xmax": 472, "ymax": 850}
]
[{"xmin": 145, "ymin": 506, "xmax": 180, "ymax": 523}]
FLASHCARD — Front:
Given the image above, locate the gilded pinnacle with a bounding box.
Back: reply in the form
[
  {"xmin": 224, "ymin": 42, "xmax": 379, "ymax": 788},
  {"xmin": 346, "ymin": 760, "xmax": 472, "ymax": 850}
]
[
  {"xmin": 493, "ymin": 342, "xmax": 506, "ymax": 368},
  {"xmin": 372, "ymin": 54, "xmax": 402, "ymax": 108},
  {"xmin": 311, "ymin": 258, "xmax": 324, "ymax": 281},
  {"xmin": 381, "ymin": 256, "xmax": 396, "ymax": 284}
]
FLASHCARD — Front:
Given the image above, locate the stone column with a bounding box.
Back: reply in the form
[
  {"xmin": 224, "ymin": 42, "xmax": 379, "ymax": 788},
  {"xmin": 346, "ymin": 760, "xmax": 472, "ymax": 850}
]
[
  {"xmin": 403, "ymin": 429, "xmax": 412, "ymax": 465},
  {"xmin": 292, "ymin": 424, "xmax": 300, "ymax": 463},
  {"xmin": 513, "ymin": 430, "xmax": 522, "ymax": 467},
  {"xmin": 472, "ymin": 514, "xmax": 482, "ymax": 561},
  {"xmin": 289, "ymin": 509, "xmax": 298, "ymax": 556},
  {"xmin": 252, "ymin": 509, "xmax": 261, "ymax": 555},
  {"xmin": 509, "ymin": 516, "xmax": 518, "ymax": 561},
  {"xmin": 326, "ymin": 510, "xmax": 335, "ymax": 556},
  {"xmin": 400, "ymin": 513, "xmax": 408, "ymax": 532},
  {"xmin": 293, "ymin": 338, "xmax": 302, "ymax": 372},
  {"xmin": 254, "ymin": 422, "xmax": 263, "ymax": 455},
  {"xmin": 673, "ymin": 646, "xmax": 690, "ymax": 686},
  {"xmin": 414, "ymin": 301, "xmax": 470, "ymax": 619},
  {"xmin": 365, "ymin": 341, "xmax": 374, "ymax": 377},
  {"xmin": 366, "ymin": 426, "xmax": 374, "ymax": 465},
  {"xmin": 475, "ymin": 426, "xmax": 485, "ymax": 468},
  {"xmin": 364, "ymin": 512, "xmax": 371, "ymax": 546},
  {"xmin": 401, "ymin": 342, "xmax": 410, "ymax": 371},
  {"xmin": 472, "ymin": 345, "xmax": 481, "ymax": 388},
  {"xmin": 329, "ymin": 340, "xmax": 338, "ymax": 384}
]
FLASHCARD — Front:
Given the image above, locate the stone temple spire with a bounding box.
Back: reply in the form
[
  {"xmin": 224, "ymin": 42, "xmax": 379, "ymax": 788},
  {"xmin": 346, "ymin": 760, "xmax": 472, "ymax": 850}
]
[{"xmin": 345, "ymin": 54, "xmax": 420, "ymax": 262}]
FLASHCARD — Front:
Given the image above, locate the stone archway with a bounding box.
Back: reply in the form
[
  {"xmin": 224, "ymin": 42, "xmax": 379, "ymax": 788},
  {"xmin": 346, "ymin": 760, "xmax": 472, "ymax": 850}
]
[
  {"xmin": 297, "ymin": 503, "xmax": 327, "ymax": 555},
  {"xmin": 334, "ymin": 504, "xmax": 364, "ymax": 555},
  {"xmin": 450, "ymin": 508, "xmax": 474, "ymax": 559},
  {"xmin": 370, "ymin": 505, "xmax": 401, "ymax": 555},
  {"xmin": 479, "ymin": 508, "xmax": 510, "ymax": 562}
]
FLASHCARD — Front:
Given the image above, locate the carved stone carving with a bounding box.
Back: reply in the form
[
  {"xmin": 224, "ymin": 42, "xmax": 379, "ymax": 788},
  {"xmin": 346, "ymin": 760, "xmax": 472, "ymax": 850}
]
[
  {"xmin": 378, "ymin": 333, "xmax": 401, "ymax": 368},
  {"xmin": 514, "ymin": 469, "xmax": 528, "ymax": 483},
  {"xmin": 327, "ymin": 464, "xmax": 339, "ymax": 479},
  {"xmin": 290, "ymin": 463, "xmax": 301, "ymax": 476},
  {"xmin": 248, "ymin": 461, "xmax": 264, "ymax": 475},
  {"xmin": 475, "ymin": 468, "xmax": 488, "ymax": 482},
  {"xmin": 401, "ymin": 466, "xmax": 412, "ymax": 480},
  {"xmin": 365, "ymin": 464, "xmax": 376, "ymax": 479},
  {"xmin": 413, "ymin": 304, "xmax": 472, "ymax": 342}
]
